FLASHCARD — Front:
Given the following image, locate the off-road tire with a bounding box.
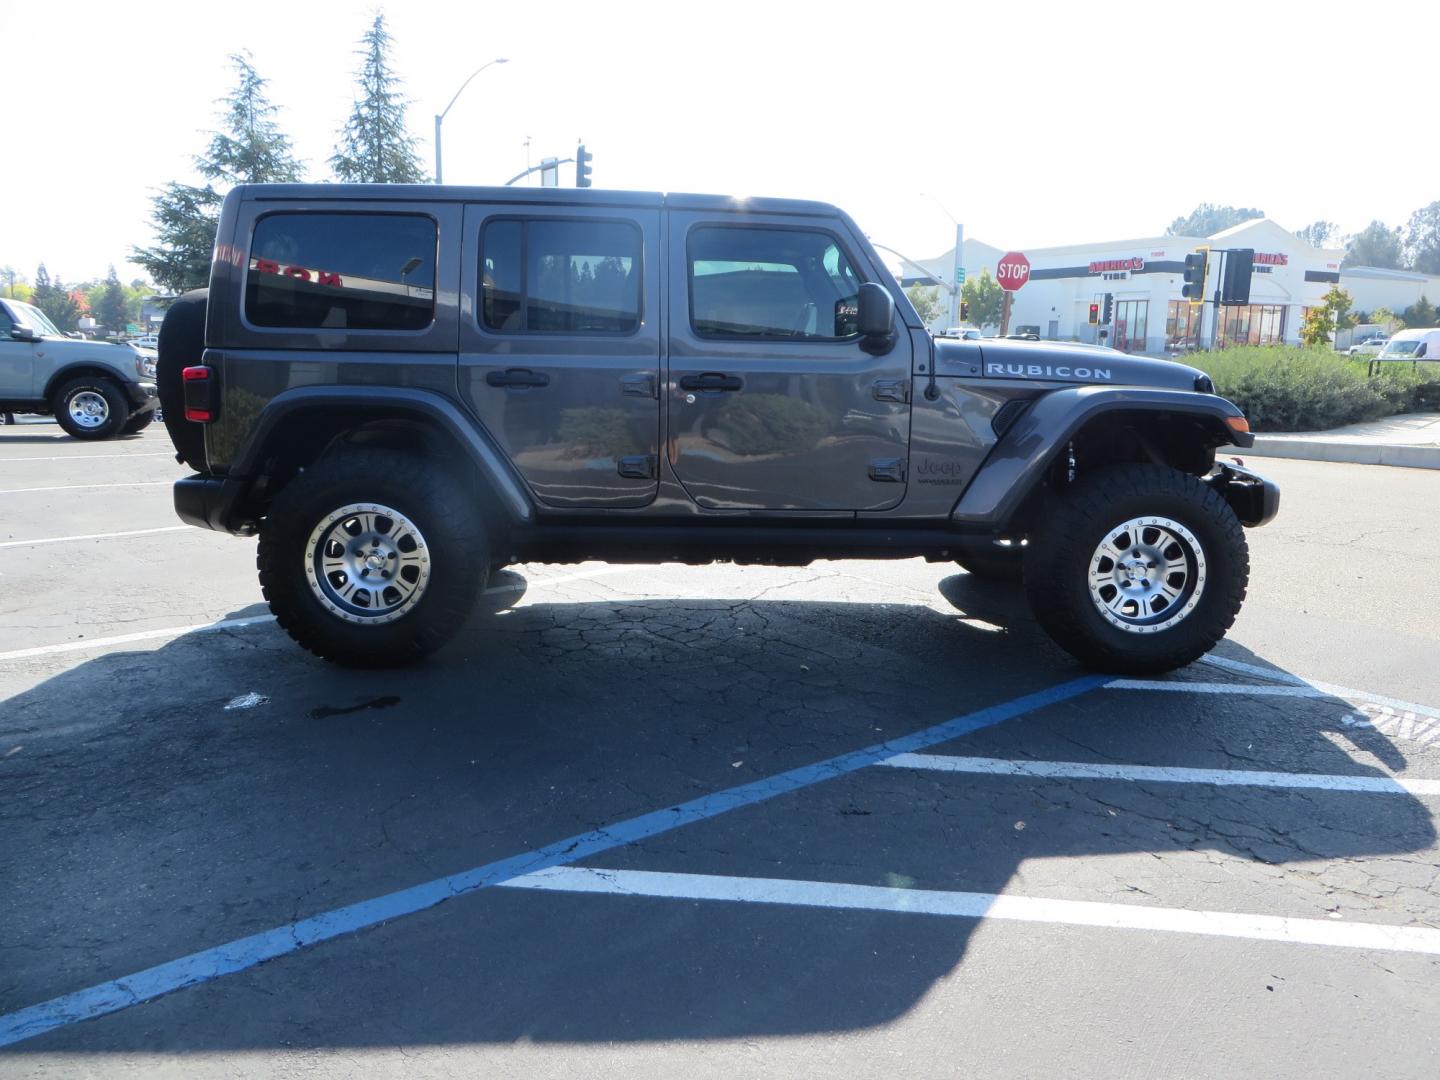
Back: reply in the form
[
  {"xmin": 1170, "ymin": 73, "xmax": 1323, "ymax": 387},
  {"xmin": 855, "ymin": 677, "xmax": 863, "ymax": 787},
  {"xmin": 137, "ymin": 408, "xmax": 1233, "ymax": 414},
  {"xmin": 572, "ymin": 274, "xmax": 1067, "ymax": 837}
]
[
  {"xmin": 1023, "ymin": 464, "xmax": 1248, "ymax": 674},
  {"xmin": 954, "ymin": 541, "xmax": 1024, "ymax": 582},
  {"xmin": 257, "ymin": 450, "xmax": 487, "ymax": 667},
  {"xmin": 52, "ymin": 376, "xmax": 129, "ymax": 440},
  {"xmin": 120, "ymin": 411, "xmax": 157, "ymax": 435}
]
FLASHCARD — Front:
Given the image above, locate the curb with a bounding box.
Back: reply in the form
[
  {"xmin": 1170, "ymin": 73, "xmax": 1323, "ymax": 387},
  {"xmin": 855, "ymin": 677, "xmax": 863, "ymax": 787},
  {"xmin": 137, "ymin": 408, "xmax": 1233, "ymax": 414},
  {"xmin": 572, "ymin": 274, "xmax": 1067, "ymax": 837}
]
[{"xmin": 1240, "ymin": 437, "xmax": 1440, "ymax": 470}]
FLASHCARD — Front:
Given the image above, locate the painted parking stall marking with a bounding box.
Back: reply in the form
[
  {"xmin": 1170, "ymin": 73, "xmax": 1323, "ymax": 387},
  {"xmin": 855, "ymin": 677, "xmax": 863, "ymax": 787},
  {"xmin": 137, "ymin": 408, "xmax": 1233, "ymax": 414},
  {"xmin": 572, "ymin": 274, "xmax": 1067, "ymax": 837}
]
[
  {"xmin": 3, "ymin": 653, "xmax": 1438, "ymax": 1048},
  {"xmin": 498, "ymin": 866, "xmax": 1440, "ymax": 956},
  {"xmin": 0, "ymin": 676, "xmax": 1106, "ymax": 1048}
]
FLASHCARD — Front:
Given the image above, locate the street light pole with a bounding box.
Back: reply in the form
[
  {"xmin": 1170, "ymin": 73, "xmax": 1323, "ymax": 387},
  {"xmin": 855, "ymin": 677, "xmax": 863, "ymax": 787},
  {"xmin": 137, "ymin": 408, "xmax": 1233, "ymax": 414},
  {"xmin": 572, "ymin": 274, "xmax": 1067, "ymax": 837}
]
[
  {"xmin": 434, "ymin": 57, "xmax": 509, "ymax": 184},
  {"xmin": 920, "ymin": 193, "xmax": 964, "ymax": 328}
]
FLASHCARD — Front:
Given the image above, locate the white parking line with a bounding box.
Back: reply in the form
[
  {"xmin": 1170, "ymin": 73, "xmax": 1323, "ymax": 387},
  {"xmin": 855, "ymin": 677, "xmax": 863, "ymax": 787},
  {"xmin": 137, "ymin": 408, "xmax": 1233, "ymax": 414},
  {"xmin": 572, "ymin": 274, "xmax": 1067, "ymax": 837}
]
[
  {"xmin": 0, "ymin": 526, "xmax": 190, "ymax": 549},
  {"xmin": 877, "ymin": 752, "xmax": 1440, "ymax": 796},
  {"xmin": 499, "ymin": 866, "xmax": 1440, "ymax": 956},
  {"xmin": 0, "ymin": 616, "xmax": 280, "ymax": 662},
  {"xmin": 0, "ymin": 452, "xmax": 175, "ymax": 463},
  {"xmin": 0, "ymin": 564, "xmax": 636, "ymax": 662},
  {"xmin": 1202, "ymin": 655, "xmax": 1440, "ymax": 722},
  {"xmin": 0, "ymin": 481, "xmax": 172, "ymax": 495},
  {"xmin": 1109, "ymin": 675, "xmax": 1440, "ymax": 723}
]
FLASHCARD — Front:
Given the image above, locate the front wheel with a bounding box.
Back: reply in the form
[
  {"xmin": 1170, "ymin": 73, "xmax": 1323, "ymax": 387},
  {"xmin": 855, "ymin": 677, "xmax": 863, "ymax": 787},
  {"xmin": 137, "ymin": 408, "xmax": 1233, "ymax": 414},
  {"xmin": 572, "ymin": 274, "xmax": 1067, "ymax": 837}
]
[
  {"xmin": 120, "ymin": 410, "xmax": 156, "ymax": 435},
  {"xmin": 52, "ymin": 377, "xmax": 129, "ymax": 439},
  {"xmin": 257, "ymin": 450, "xmax": 487, "ymax": 666},
  {"xmin": 1023, "ymin": 464, "xmax": 1249, "ymax": 674}
]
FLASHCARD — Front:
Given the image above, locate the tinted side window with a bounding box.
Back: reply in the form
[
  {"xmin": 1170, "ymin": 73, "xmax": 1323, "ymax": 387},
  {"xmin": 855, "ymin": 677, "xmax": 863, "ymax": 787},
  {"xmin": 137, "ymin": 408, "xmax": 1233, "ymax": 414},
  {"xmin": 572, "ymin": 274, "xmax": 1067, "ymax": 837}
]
[
  {"xmin": 689, "ymin": 226, "xmax": 862, "ymax": 341},
  {"xmin": 0, "ymin": 306, "xmax": 13, "ymax": 336},
  {"xmin": 245, "ymin": 213, "xmax": 437, "ymax": 331},
  {"xmin": 480, "ymin": 219, "xmax": 641, "ymax": 334}
]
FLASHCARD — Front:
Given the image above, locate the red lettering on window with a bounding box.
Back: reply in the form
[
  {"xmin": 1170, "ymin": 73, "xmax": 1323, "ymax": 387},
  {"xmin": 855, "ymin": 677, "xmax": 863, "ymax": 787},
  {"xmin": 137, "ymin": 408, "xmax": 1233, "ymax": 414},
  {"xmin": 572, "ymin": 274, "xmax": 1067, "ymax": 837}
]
[
  {"xmin": 253, "ymin": 258, "xmax": 280, "ymax": 274},
  {"xmin": 283, "ymin": 266, "xmax": 313, "ymax": 281},
  {"xmin": 316, "ymin": 271, "xmax": 341, "ymax": 287}
]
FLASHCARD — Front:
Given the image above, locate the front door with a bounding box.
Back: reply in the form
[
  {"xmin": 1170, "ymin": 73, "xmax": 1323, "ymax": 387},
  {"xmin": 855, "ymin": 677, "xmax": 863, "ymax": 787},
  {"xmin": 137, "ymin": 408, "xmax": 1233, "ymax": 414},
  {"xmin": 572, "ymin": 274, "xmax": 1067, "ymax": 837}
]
[
  {"xmin": 458, "ymin": 205, "xmax": 662, "ymax": 508},
  {"xmin": 665, "ymin": 214, "xmax": 912, "ymax": 510},
  {"xmin": 0, "ymin": 305, "xmax": 36, "ymax": 399}
]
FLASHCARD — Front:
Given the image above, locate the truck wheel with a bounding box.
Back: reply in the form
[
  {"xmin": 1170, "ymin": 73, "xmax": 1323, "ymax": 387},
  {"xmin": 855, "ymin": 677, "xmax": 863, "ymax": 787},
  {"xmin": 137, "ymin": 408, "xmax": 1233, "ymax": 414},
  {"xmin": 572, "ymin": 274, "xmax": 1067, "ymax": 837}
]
[
  {"xmin": 52, "ymin": 377, "xmax": 129, "ymax": 440},
  {"xmin": 1023, "ymin": 464, "xmax": 1248, "ymax": 675},
  {"xmin": 120, "ymin": 411, "xmax": 156, "ymax": 435},
  {"xmin": 257, "ymin": 450, "xmax": 486, "ymax": 666},
  {"xmin": 954, "ymin": 540, "xmax": 1024, "ymax": 582}
]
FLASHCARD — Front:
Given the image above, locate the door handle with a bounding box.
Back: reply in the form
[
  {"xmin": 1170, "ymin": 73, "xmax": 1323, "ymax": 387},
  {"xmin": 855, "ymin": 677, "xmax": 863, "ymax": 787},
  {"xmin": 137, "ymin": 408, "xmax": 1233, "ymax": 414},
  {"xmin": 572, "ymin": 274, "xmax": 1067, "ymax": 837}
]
[
  {"xmin": 678, "ymin": 373, "xmax": 743, "ymax": 392},
  {"xmin": 486, "ymin": 368, "xmax": 550, "ymax": 389}
]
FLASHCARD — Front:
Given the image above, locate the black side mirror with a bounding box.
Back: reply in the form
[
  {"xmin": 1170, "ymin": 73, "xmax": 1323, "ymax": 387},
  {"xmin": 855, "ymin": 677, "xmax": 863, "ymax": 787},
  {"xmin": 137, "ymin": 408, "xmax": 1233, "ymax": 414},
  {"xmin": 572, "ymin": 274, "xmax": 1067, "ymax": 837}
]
[{"xmin": 857, "ymin": 282, "xmax": 895, "ymax": 355}]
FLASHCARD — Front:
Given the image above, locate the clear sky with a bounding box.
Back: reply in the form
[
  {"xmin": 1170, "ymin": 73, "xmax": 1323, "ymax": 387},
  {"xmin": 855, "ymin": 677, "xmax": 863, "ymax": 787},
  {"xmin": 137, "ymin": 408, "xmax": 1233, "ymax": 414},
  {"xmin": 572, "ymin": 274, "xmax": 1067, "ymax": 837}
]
[{"xmin": 6, "ymin": 0, "xmax": 1434, "ymax": 286}]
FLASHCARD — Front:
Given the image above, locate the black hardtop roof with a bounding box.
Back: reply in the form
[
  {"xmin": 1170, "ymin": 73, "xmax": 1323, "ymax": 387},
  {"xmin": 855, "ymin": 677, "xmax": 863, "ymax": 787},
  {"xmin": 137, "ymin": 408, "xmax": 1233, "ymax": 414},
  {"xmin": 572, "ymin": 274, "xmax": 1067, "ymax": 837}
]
[{"xmin": 236, "ymin": 183, "xmax": 845, "ymax": 218}]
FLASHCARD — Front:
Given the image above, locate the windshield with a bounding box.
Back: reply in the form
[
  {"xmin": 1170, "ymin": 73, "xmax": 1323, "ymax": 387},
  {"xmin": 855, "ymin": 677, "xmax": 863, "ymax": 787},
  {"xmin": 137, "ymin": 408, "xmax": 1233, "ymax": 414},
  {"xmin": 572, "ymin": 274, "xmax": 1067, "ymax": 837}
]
[
  {"xmin": 10, "ymin": 300, "xmax": 64, "ymax": 338},
  {"xmin": 1379, "ymin": 339, "xmax": 1422, "ymax": 358}
]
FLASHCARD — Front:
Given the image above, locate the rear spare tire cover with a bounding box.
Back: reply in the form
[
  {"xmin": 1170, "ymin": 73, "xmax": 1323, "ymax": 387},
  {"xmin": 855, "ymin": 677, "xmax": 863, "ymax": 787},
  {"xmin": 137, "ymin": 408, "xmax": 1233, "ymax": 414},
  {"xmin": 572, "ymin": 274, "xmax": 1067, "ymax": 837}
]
[{"xmin": 158, "ymin": 288, "xmax": 209, "ymax": 469}]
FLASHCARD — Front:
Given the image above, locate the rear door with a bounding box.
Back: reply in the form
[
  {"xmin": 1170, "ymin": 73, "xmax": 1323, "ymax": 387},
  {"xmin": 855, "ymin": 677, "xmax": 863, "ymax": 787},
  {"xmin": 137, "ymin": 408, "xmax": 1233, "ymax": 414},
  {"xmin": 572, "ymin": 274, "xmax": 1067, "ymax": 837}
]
[
  {"xmin": 665, "ymin": 214, "xmax": 912, "ymax": 510},
  {"xmin": 459, "ymin": 205, "xmax": 661, "ymax": 508}
]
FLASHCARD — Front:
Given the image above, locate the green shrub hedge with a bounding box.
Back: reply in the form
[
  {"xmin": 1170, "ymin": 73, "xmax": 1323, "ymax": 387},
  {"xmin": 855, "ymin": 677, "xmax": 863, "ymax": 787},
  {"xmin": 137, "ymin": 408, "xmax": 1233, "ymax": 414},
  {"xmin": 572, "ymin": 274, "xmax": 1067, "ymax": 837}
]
[{"xmin": 1192, "ymin": 346, "xmax": 1440, "ymax": 432}]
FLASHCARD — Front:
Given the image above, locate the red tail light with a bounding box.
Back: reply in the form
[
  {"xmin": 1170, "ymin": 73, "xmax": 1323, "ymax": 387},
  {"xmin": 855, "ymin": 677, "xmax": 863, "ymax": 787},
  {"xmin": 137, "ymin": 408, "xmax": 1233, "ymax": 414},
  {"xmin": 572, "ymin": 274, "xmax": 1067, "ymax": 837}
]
[{"xmin": 182, "ymin": 365, "xmax": 216, "ymax": 423}]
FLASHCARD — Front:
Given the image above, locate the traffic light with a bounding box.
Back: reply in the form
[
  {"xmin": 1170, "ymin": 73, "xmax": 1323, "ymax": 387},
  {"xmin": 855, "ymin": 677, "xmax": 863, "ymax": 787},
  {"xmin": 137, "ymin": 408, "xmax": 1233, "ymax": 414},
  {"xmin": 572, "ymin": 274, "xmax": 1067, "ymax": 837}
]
[
  {"xmin": 1102, "ymin": 293, "xmax": 1114, "ymax": 325},
  {"xmin": 959, "ymin": 300, "xmax": 969, "ymax": 321},
  {"xmin": 1087, "ymin": 302, "xmax": 1099, "ymax": 326},
  {"xmin": 575, "ymin": 144, "xmax": 592, "ymax": 188},
  {"xmin": 1182, "ymin": 247, "xmax": 1210, "ymax": 303},
  {"xmin": 1221, "ymin": 248, "xmax": 1254, "ymax": 305}
]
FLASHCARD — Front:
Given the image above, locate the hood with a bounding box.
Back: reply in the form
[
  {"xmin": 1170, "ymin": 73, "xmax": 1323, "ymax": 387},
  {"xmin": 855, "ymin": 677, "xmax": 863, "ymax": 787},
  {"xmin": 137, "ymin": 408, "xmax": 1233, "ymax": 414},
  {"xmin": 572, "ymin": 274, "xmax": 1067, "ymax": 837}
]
[
  {"xmin": 933, "ymin": 337, "xmax": 1207, "ymax": 392},
  {"xmin": 37, "ymin": 336, "xmax": 156, "ymax": 377}
]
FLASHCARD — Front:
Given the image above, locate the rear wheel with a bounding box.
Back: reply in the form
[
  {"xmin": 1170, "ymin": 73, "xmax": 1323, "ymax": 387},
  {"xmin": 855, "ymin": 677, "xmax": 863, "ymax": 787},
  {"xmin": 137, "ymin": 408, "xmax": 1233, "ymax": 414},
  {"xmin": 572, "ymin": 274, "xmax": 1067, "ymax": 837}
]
[
  {"xmin": 257, "ymin": 450, "xmax": 487, "ymax": 666},
  {"xmin": 52, "ymin": 377, "xmax": 128, "ymax": 439},
  {"xmin": 1023, "ymin": 464, "xmax": 1248, "ymax": 674}
]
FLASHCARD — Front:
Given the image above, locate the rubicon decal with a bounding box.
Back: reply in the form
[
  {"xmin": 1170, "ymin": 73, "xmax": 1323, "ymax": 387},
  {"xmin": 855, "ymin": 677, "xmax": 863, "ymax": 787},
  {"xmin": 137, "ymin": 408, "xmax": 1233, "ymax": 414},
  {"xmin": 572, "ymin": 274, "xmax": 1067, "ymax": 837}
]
[{"xmin": 986, "ymin": 363, "xmax": 1113, "ymax": 381}]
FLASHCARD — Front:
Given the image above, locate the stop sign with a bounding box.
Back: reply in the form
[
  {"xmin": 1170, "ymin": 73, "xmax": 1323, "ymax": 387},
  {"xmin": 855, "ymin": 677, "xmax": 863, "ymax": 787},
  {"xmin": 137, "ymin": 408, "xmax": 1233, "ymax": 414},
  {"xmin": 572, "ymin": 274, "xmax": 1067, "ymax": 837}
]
[{"xmin": 996, "ymin": 251, "xmax": 1031, "ymax": 291}]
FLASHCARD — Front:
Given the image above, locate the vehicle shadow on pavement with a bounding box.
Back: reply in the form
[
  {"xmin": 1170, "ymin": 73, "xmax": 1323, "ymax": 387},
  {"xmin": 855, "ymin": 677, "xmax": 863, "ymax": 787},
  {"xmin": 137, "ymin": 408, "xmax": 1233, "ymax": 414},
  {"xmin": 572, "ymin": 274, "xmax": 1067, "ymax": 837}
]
[{"xmin": 1, "ymin": 583, "xmax": 1435, "ymax": 1053}]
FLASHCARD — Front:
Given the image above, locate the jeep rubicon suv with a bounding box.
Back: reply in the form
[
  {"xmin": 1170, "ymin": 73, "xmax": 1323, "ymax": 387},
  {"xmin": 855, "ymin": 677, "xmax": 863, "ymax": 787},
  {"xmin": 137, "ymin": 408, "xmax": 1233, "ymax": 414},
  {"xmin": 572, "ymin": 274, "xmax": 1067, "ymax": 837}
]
[{"xmin": 160, "ymin": 184, "xmax": 1278, "ymax": 673}]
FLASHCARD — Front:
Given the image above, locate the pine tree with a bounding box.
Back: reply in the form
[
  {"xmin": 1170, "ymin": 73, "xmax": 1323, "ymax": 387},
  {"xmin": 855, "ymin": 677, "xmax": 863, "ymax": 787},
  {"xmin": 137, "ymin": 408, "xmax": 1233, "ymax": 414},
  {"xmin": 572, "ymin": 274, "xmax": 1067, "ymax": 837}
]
[
  {"xmin": 133, "ymin": 53, "xmax": 305, "ymax": 292},
  {"xmin": 31, "ymin": 264, "xmax": 81, "ymax": 332},
  {"xmin": 95, "ymin": 265, "xmax": 130, "ymax": 335},
  {"xmin": 330, "ymin": 14, "xmax": 428, "ymax": 183}
]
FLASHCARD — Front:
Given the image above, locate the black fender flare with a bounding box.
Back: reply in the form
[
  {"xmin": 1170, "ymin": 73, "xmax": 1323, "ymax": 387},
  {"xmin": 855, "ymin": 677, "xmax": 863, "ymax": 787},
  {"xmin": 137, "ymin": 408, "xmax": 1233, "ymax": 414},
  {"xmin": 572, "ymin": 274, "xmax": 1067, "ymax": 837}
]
[
  {"xmin": 233, "ymin": 385, "xmax": 534, "ymax": 524},
  {"xmin": 951, "ymin": 385, "xmax": 1251, "ymax": 529}
]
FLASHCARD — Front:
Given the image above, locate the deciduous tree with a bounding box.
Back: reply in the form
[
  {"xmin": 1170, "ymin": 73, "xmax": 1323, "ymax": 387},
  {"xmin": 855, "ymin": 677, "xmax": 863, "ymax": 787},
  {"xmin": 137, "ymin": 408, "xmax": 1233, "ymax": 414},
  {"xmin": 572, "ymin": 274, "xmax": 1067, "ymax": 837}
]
[
  {"xmin": 1165, "ymin": 204, "xmax": 1264, "ymax": 237},
  {"xmin": 905, "ymin": 284, "xmax": 943, "ymax": 326},
  {"xmin": 1342, "ymin": 221, "xmax": 1404, "ymax": 269},
  {"xmin": 960, "ymin": 268, "xmax": 1004, "ymax": 330}
]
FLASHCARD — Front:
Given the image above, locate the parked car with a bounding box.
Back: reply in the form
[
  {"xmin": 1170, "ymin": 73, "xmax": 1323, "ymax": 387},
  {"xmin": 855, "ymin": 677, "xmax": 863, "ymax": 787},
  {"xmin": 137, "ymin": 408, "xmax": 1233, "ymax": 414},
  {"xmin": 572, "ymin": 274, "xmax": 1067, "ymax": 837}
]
[
  {"xmin": 160, "ymin": 182, "xmax": 1277, "ymax": 675},
  {"xmin": 0, "ymin": 297, "xmax": 159, "ymax": 438},
  {"xmin": 1347, "ymin": 335, "xmax": 1388, "ymax": 357},
  {"xmin": 128, "ymin": 333, "xmax": 161, "ymax": 350},
  {"xmin": 1374, "ymin": 328, "xmax": 1440, "ymax": 362},
  {"xmin": 939, "ymin": 326, "xmax": 982, "ymax": 341}
]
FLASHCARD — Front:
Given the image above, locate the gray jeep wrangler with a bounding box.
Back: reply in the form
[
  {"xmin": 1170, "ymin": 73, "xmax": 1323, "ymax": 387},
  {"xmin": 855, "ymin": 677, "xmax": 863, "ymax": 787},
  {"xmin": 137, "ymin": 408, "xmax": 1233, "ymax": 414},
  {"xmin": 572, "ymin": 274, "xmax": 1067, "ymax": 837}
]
[{"xmin": 161, "ymin": 184, "xmax": 1277, "ymax": 674}]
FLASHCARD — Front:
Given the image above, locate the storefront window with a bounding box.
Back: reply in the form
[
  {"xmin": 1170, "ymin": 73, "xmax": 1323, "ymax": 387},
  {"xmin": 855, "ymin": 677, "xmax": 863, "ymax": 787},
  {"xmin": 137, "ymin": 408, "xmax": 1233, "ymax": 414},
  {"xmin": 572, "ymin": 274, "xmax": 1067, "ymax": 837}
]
[
  {"xmin": 1217, "ymin": 304, "xmax": 1287, "ymax": 346},
  {"xmin": 1165, "ymin": 300, "xmax": 1202, "ymax": 348},
  {"xmin": 1113, "ymin": 299, "xmax": 1148, "ymax": 352}
]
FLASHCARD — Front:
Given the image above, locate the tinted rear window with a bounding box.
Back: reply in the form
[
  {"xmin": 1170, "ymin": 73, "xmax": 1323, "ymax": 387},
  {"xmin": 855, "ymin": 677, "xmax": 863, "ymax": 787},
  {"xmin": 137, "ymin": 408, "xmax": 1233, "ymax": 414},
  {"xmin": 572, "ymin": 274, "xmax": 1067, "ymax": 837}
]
[{"xmin": 245, "ymin": 213, "xmax": 437, "ymax": 331}]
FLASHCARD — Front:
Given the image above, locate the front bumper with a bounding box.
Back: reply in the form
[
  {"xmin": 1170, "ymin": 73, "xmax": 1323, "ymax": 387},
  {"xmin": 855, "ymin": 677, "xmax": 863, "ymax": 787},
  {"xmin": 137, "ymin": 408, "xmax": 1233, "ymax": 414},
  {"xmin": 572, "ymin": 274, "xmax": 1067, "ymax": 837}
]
[
  {"xmin": 1207, "ymin": 459, "xmax": 1280, "ymax": 528},
  {"xmin": 124, "ymin": 380, "xmax": 159, "ymax": 412}
]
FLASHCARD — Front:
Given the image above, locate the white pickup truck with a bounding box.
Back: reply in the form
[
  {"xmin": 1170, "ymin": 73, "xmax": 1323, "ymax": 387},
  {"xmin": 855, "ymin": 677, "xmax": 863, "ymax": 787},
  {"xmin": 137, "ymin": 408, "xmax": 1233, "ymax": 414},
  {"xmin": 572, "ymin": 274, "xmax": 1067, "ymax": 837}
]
[{"xmin": 0, "ymin": 297, "xmax": 159, "ymax": 438}]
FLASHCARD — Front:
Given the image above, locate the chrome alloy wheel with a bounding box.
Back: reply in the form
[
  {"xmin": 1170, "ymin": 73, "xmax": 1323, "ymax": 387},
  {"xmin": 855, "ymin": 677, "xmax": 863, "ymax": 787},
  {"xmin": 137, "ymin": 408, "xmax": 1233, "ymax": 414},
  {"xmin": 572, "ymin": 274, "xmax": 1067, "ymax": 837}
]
[
  {"xmin": 68, "ymin": 390, "xmax": 111, "ymax": 429},
  {"xmin": 303, "ymin": 503, "xmax": 431, "ymax": 624},
  {"xmin": 1086, "ymin": 516, "xmax": 1206, "ymax": 634}
]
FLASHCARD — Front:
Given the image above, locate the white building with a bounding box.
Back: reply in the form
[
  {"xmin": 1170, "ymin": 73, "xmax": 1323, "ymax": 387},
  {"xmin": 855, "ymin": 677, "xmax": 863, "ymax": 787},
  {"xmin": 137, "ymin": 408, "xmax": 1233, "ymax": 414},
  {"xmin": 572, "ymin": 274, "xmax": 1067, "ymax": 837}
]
[
  {"xmin": 903, "ymin": 219, "xmax": 1348, "ymax": 354},
  {"xmin": 1339, "ymin": 265, "xmax": 1440, "ymax": 316}
]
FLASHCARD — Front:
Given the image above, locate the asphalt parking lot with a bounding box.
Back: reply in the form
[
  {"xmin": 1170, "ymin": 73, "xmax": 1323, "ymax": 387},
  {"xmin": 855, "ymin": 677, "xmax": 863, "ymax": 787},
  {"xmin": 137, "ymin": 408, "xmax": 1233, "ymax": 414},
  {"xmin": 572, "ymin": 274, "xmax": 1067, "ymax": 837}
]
[{"xmin": 3, "ymin": 422, "xmax": 1439, "ymax": 1079}]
